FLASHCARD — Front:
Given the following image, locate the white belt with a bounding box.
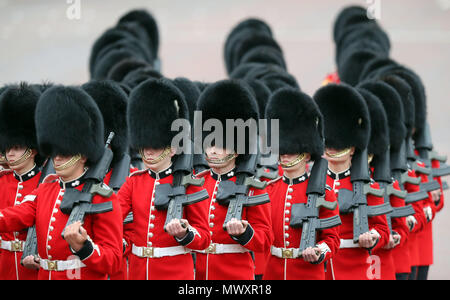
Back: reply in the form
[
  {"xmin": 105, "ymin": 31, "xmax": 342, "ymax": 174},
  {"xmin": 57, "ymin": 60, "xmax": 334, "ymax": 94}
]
[
  {"xmin": 339, "ymin": 239, "xmax": 360, "ymax": 249},
  {"xmin": 132, "ymin": 244, "xmax": 190, "ymax": 258},
  {"xmin": 270, "ymin": 246, "xmax": 300, "ymax": 259},
  {"xmin": 196, "ymin": 243, "xmax": 249, "ymax": 254},
  {"xmin": 0, "ymin": 240, "xmax": 25, "ymax": 252},
  {"xmin": 40, "ymin": 258, "xmax": 86, "ymax": 271}
]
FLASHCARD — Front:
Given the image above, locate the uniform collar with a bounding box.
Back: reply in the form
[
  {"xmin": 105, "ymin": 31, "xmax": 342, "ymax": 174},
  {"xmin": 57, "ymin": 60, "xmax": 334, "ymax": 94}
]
[
  {"xmin": 59, "ymin": 169, "xmax": 87, "ymax": 189},
  {"xmin": 327, "ymin": 168, "xmax": 351, "ymax": 180},
  {"xmin": 282, "ymin": 173, "xmax": 308, "ymax": 185},
  {"xmin": 148, "ymin": 164, "xmax": 173, "ymax": 180},
  {"xmin": 13, "ymin": 164, "xmax": 40, "ymax": 182},
  {"xmin": 210, "ymin": 168, "xmax": 236, "ymax": 181}
]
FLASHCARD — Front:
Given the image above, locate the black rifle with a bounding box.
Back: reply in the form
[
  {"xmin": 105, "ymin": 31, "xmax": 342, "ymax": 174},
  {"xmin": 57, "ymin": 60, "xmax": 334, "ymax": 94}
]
[
  {"xmin": 216, "ymin": 154, "xmax": 270, "ymax": 229},
  {"xmin": 60, "ymin": 132, "xmax": 115, "ymax": 238},
  {"xmin": 21, "ymin": 158, "xmax": 56, "ymax": 265},
  {"xmin": 337, "ymin": 149, "xmax": 393, "ymax": 243},
  {"xmin": 193, "ymin": 153, "xmax": 209, "ymax": 174},
  {"xmin": 154, "ymin": 143, "xmax": 209, "ymax": 230},
  {"xmin": 289, "ymin": 158, "xmax": 341, "ymax": 254},
  {"xmin": 255, "ymin": 152, "xmax": 279, "ymax": 181},
  {"xmin": 390, "ymin": 140, "xmax": 428, "ymax": 204},
  {"xmin": 372, "ymin": 150, "xmax": 414, "ymax": 234}
]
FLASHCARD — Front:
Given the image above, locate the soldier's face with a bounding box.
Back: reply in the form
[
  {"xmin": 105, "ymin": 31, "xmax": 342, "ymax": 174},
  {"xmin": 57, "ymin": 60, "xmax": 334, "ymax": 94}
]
[
  {"xmin": 324, "ymin": 147, "xmax": 355, "ymax": 163},
  {"xmin": 205, "ymin": 146, "xmax": 236, "ymax": 169},
  {"xmin": 279, "ymin": 153, "xmax": 310, "ymax": 172},
  {"xmin": 53, "ymin": 154, "xmax": 87, "ymax": 179},
  {"xmin": 141, "ymin": 147, "xmax": 175, "ymax": 171},
  {"xmin": 5, "ymin": 145, "xmax": 36, "ymax": 172}
]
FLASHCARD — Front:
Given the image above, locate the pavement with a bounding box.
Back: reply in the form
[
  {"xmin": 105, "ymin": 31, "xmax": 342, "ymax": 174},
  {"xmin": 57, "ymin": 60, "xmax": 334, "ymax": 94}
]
[{"xmin": 0, "ymin": 0, "xmax": 449, "ymax": 279}]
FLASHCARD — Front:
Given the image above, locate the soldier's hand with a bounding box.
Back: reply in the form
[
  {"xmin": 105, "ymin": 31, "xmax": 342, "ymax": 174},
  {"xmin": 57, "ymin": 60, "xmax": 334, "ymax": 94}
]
[
  {"xmin": 165, "ymin": 218, "xmax": 189, "ymax": 239},
  {"xmin": 226, "ymin": 218, "xmax": 248, "ymax": 236},
  {"xmin": 430, "ymin": 190, "xmax": 441, "ymax": 202},
  {"xmin": 22, "ymin": 255, "xmax": 40, "ymax": 270},
  {"xmin": 358, "ymin": 231, "xmax": 378, "ymax": 249},
  {"xmin": 63, "ymin": 221, "xmax": 88, "ymax": 252},
  {"xmin": 382, "ymin": 233, "xmax": 400, "ymax": 249},
  {"xmin": 301, "ymin": 247, "xmax": 321, "ymax": 263}
]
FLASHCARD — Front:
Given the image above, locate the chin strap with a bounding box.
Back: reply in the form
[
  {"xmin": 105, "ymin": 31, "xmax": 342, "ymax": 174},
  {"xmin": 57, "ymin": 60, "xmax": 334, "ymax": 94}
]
[
  {"xmin": 279, "ymin": 153, "xmax": 306, "ymax": 168},
  {"xmin": 54, "ymin": 154, "xmax": 82, "ymax": 172},
  {"xmin": 6, "ymin": 148, "xmax": 33, "ymax": 167},
  {"xmin": 325, "ymin": 148, "xmax": 352, "ymax": 159},
  {"xmin": 140, "ymin": 147, "xmax": 172, "ymax": 165},
  {"xmin": 205, "ymin": 153, "xmax": 238, "ymax": 165}
]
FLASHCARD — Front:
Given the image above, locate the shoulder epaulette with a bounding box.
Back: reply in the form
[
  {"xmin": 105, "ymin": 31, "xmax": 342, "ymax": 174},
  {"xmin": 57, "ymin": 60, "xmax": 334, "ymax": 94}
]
[
  {"xmin": 0, "ymin": 169, "xmax": 13, "ymax": 178},
  {"xmin": 43, "ymin": 174, "xmax": 59, "ymax": 184},
  {"xmin": 129, "ymin": 169, "xmax": 148, "ymax": 178}
]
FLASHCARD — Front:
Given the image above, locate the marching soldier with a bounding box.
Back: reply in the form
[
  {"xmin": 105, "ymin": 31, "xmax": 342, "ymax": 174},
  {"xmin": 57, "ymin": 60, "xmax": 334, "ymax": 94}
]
[
  {"xmin": 0, "ymin": 83, "xmax": 41, "ymax": 280},
  {"xmin": 117, "ymin": 78, "xmax": 211, "ymax": 280},
  {"xmin": 263, "ymin": 87, "xmax": 340, "ymax": 280},
  {"xmin": 193, "ymin": 80, "xmax": 273, "ymax": 280},
  {"xmin": 314, "ymin": 84, "xmax": 390, "ymax": 280},
  {"xmin": 0, "ymin": 86, "xmax": 124, "ymax": 279}
]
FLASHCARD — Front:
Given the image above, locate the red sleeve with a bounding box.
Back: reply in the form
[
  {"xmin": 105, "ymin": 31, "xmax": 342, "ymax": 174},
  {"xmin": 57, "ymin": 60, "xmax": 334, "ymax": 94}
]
[
  {"xmin": 182, "ymin": 185, "xmax": 212, "ymax": 250},
  {"xmin": 77, "ymin": 193, "xmax": 123, "ymax": 276},
  {"xmin": 404, "ymin": 170, "xmax": 426, "ymax": 232},
  {"xmin": 238, "ymin": 187, "xmax": 273, "ymax": 253},
  {"xmin": 317, "ymin": 189, "xmax": 341, "ymax": 261},
  {"xmin": 0, "ymin": 189, "xmax": 37, "ymax": 233},
  {"xmin": 117, "ymin": 176, "xmax": 133, "ymax": 220},
  {"xmin": 366, "ymin": 182, "xmax": 390, "ymax": 251},
  {"xmin": 432, "ymin": 159, "xmax": 445, "ymax": 212},
  {"xmin": 390, "ymin": 181, "xmax": 409, "ymax": 247},
  {"xmin": 416, "ymin": 167, "xmax": 437, "ymax": 222}
]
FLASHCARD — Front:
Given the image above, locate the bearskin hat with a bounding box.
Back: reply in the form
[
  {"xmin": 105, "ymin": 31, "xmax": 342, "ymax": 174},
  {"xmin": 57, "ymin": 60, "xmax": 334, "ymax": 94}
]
[
  {"xmin": 0, "ymin": 83, "xmax": 41, "ymax": 153},
  {"xmin": 196, "ymin": 79, "xmax": 259, "ymax": 156},
  {"xmin": 266, "ymin": 88, "xmax": 324, "ymax": 159},
  {"xmin": 356, "ymin": 88, "xmax": 389, "ymax": 156},
  {"xmin": 128, "ymin": 78, "xmax": 188, "ymax": 151},
  {"xmin": 314, "ymin": 84, "xmax": 370, "ymax": 151},
  {"xmin": 357, "ymin": 80, "xmax": 406, "ymax": 151},
  {"xmin": 81, "ymin": 80, "xmax": 129, "ymax": 163},
  {"xmin": 35, "ymin": 86, "xmax": 105, "ymax": 165}
]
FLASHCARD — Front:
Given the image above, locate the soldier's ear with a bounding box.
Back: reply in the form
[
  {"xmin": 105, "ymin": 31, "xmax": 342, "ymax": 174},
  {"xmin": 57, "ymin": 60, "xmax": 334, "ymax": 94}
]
[
  {"xmin": 80, "ymin": 156, "xmax": 88, "ymax": 165},
  {"xmin": 349, "ymin": 147, "xmax": 356, "ymax": 156},
  {"xmin": 170, "ymin": 147, "xmax": 177, "ymax": 158}
]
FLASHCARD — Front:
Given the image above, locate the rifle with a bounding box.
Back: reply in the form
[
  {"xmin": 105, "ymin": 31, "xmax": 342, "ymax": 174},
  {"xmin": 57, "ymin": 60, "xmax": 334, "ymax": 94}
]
[
  {"xmin": 255, "ymin": 152, "xmax": 279, "ymax": 181},
  {"xmin": 60, "ymin": 132, "xmax": 115, "ymax": 239},
  {"xmin": 372, "ymin": 150, "xmax": 414, "ymax": 234},
  {"xmin": 337, "ymin": 149, "xmax": 392, "ymax": 243},
  {"xmin": 21, "ymin": 158, "xmax": 56, "ymax": 265},
  {"xmin": 289, "ymin": 158, "xmax": 341, "ymax": 254},
  {"xmin": 216, "ymin": 154, "xmax": 270, "ymax": 230},
  {"xmin": 154, "ymin": 141, "xmax": 209, "ymax": 230}
]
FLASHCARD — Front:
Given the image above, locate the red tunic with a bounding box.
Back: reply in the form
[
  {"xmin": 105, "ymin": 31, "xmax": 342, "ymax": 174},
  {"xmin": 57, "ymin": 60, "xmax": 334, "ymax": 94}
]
[
  {"xmin": 324, "ymin": 169, "xmax": 390, "ymax": 280},
  {"xmin": 263, "ymin": 174, "xmax": 340, "ymax": 280},
  {"xmin": 431, "ymin": 159, "xmax": 445, "ymax": 212},
  {"xmin": 117, "ymin": 166, "xmax": 211, "ymax": 280},
  {"xmin": 0, "ymin": 173, "xmax": 123, "ymax": 280},
  {"xmin": 372, "ymin": 180, "xmax": 410, "ymax": 280},
  {"xmin": 194, "ymin": 169, "xmax": 273, "ymax": 280},
  {"xmin": 0, "ymin": 166, "xmax": 41, "ymax": 280}
]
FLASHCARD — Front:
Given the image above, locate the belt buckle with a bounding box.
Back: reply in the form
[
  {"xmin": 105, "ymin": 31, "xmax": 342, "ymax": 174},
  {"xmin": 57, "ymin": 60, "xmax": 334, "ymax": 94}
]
[
  {"xmin": 282, "ymin": 248, "xmax": 294, "ymax": 259},
  {"xmin": 47, "ymin": 260, "xmax": 58, "ymax": 271},
  {"xmin": 11, "ymin": 241, "xmax": 23, "ymax": 252},
  {"xmin": 142, "ymin": 247, "xmax": 154, "ymax": 258},
  {"xmin": 205, "ymin": 243, "xmax": 216, "ymax": 254}
]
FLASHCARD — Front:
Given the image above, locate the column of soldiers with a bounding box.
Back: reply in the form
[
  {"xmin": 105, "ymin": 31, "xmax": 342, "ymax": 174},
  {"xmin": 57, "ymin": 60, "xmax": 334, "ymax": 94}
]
[{"xmin": 0, "ymin": 5, "xmax": 448, "ymax": 280}]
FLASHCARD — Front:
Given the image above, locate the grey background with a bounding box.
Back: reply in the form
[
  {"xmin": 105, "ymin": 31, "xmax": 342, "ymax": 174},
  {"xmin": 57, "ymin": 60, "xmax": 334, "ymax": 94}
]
[{"xmin": 0, "ymin": 0, "xmax": 448, "ymax": 279}]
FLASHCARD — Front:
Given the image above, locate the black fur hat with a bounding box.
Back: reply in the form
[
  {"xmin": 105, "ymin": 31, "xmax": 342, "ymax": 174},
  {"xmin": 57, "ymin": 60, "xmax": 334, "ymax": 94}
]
[
  {"xmin": 266, "ymin": 88, "xmax": 324, "ymax": 159},
  {"xmin": 81, "ymin": 80, "xmax": 129, "ymax": 162},
  {"xmin": 380, "ymin": 74, "xmax": 415, "ymax": 137},
  {"xmin": 128, "ymin": 78, "xmax": 188, "ymax": 150},
  {"xmin": 356, "ymin": 88, "xmax": 389, "ymax": 156},
  {"xmin": 172, "ymin": 77, "xmax": 201, "ymax": 125},
  {"xmin": 36, "ymin": 86, "xmax": 105, "ymax": 165},
  {"xmin": 107, "ymin": 58, "xmax": 149, "ymax": 82},
  {"xmin": 314, "ymin": 84, "xmax": 370, "ymax": 151},
  {"xmin": 357, "ymin": 80, "xmax": 406, "ymax": 151},
  {"xmin": 333, "ymin": 5, "xmax": 374, "ymax": 43},
  {"xmin": 0, "ymin": 83, "xmax": 41, "ymax": 152},
  {"xmin": 338, "ymin": 48, "xmax": 382, "ymax": 86},
  {"xmin": 196, "ymin": 79, "xmax": 259, "ymax": 156}
]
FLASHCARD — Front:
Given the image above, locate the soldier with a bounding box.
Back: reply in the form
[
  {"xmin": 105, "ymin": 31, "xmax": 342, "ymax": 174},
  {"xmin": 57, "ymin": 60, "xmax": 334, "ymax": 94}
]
[
  {"xmin": 0, "ymin": 83, "xmax": 42, "ymax": 280},
  {"xmin": 193, "ymin": 79, "xmax": 273, "ymax": 280},
  {"xmin": 81, "ymin": 79, "xmax": 135, "ymax": 280},
  {"xmin": 263, "ymin": 87, "xmax": 340, "ymax": 280},
  {"xmin": 117, "ymin": 78, "xmax": 211, "ymax": 280},
  {"xmin": 314, "ymin": 84, "xmax": 390, "ymax": 280},
  {"xmin": 0, "ymin": 86, "xmax": 124, "ymax": 279}
]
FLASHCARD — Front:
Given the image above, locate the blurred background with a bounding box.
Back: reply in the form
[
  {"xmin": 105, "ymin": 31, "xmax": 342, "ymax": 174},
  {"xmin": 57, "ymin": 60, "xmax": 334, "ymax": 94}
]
[{"xmin": 0, "ymin": 0, "xmax": 449, "ymax": 279}]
